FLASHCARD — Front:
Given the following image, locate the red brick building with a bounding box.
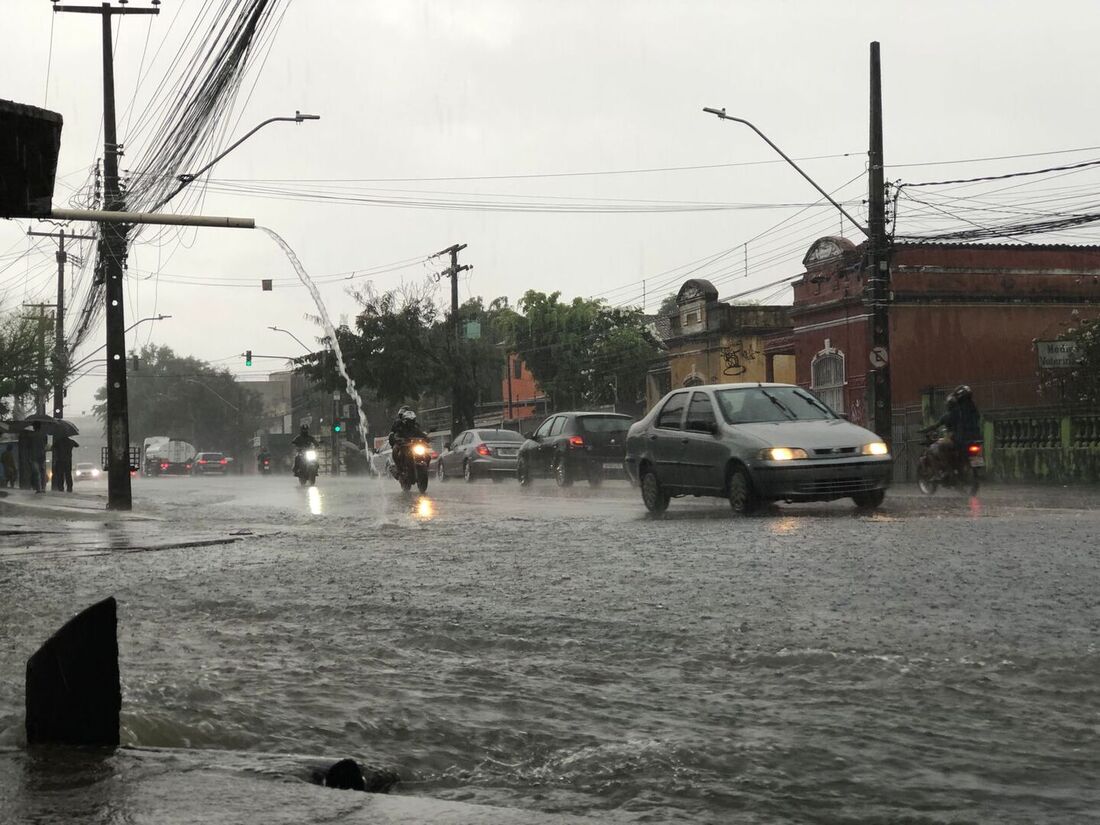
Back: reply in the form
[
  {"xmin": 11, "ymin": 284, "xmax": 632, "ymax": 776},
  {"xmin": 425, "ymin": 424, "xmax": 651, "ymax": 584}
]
[{"xmin": 790, "ymin": 237, "xmax": 1100, "ymax": 429}]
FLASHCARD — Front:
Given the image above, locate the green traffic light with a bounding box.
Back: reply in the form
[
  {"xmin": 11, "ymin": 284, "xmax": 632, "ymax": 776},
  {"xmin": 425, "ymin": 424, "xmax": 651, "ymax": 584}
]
[
  {"xmin": 245, "ymin": 349, "xmax": 252, "ymax": 367},
  {"xmin": 333, "ymin": 423, "xmax": 342, "ymax": 433}
]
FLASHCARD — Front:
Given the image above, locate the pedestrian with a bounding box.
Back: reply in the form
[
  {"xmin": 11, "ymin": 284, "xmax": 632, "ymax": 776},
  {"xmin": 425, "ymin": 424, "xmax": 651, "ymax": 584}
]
[
  {"xmin": 28, "ymin": 422, "xmax": 48, "ymax": 493},
  {"xmin": 52, "ymin": 435, "xmax": 76, "ymax": 493},
  {"xmin": 1, "ymin": 444, "xmax": 16, "ymax": 488}
]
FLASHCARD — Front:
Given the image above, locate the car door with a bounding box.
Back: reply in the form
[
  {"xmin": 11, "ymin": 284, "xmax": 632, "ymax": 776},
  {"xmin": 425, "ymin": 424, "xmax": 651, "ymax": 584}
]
[
  {"xmin": 527, "ymin": 417, "xmax": 556, "ymax": 476},
  {"xmin": 681, "ymin": 391, "xmax": 725, "ymax": 491},
  {"xmin": 650, "ymin": 392, "xmax": 689, "ymax": 488},
  {"xmin": 543, "ymin": 415, "xmax": 568, "ymax": 473},
  {"xmin": 449, "ymin": 431, "xmax": 470, "ymax": 473}
]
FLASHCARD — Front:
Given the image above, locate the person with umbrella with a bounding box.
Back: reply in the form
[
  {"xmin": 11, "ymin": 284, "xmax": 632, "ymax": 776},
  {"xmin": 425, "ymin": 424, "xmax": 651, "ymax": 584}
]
[
  {"xmin": 51, "ymin": 434, "xmax": 76, "ymax": 493},
  {"xmin": 28, "ymin": 421, "xmax": 48, "ymax": 493}
]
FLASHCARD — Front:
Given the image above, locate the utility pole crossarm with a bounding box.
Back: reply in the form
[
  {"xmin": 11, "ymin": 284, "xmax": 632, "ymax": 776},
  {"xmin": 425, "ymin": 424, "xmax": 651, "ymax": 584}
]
[{"xmin": 702, "ymin": 107, "xmax": 871, "ymax": 239}]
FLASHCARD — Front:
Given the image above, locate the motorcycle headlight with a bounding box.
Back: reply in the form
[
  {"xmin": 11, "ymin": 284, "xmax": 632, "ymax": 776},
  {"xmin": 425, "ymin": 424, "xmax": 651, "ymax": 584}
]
[
  {"xmin": 304, "ymin": 450, "xmax": 318, "ymax": 461},
  {"xmin": 861, "ymin": 441, "xmax": 889, "ymax": 456},
  {"xmin": 412, "ymin": 444, "xmax": 428, "ymax": 457},
  {"xmin": 759, "ymin": 447, "xmax": 808, "ymax": 461}
]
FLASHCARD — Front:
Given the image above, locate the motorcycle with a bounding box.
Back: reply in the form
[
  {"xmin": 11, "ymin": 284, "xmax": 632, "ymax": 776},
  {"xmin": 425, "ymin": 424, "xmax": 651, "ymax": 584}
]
[
  {"xmin": 390, "ymin": 437, "xmax": 430, "ymax": 493},
  {"xmin": 917, "ymin": 430, "xmax": 983, "ymax": 496},
  {"xmin": 295, "ymin": 448, "xmax": 319, "ymax": 486},
  {"xmin": 258, "ymin": 455, "xmax": 272, "ymax": 476}
]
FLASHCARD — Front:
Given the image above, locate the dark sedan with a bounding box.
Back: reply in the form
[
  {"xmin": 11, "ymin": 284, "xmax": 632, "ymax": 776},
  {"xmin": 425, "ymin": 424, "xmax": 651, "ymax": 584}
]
[
  {"xmin": 517, "ymin": 412, "xmax": 633, "ymax": 487},
  {"xmin": 625, "ymin": 383, "xmax": 892, "ymax": 514}
]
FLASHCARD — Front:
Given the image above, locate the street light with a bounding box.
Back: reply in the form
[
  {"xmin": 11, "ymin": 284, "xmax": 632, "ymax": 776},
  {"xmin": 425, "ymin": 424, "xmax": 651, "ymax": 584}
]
[
  {"xmin": 67, "ymin": 315, "xmax": 172, "ymax": 374},
  {"xmin": 150, "ymin": 111, "xmax": 320, "ymax": 211},
  {"xmin": 268, "ymin": 325, "xmax": 312, "ymax": 353},
  {"xmin": 702, "ymin": 107, "xmax": 870, "ymax": 238}
]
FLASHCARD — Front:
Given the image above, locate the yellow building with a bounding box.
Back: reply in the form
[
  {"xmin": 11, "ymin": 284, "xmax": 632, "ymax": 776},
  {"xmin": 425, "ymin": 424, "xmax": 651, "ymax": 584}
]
[{"xmin": 647, "ymin": 279, "xmax": 796, "ymax": 409}]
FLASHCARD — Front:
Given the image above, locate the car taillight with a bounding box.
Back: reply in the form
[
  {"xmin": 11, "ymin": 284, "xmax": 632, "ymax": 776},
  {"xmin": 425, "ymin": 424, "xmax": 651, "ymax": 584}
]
[
  {"xmin": 967, "ymin": 443, "xmax": 983, "ymax": 455},
  {"xmin": 160, "ymin": 462, "xmax": 168, "ymax": 470},
  {"xmin": 198, "ymin": 459, "xmax": 207, "ymax": 464},
  {"xmin": 219, "ymin": 458, "xmax": 228, "ymax": 465},
  {"xmin": 476, "ymin": 444, "xmax": 491, "ymax": 456},
  {"xmin": 568, "ymin": 435, "xmax": 585, "ymax": 448}
]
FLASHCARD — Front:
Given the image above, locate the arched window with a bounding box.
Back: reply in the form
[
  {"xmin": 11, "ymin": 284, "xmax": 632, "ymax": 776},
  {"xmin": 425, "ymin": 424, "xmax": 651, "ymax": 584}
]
[
  {"xmin": 683, "ymin": 373, "xmax": 704, "ymax": 388},
  {"xmin": 811, "ymin": 345, "xmax": 845, "ymax": 414}
]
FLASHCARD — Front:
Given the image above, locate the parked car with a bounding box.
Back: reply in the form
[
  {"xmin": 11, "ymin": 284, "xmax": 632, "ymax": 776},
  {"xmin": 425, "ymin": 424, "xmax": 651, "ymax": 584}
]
[
  {"xmin": 517, "ymin": 412, "xmax": 633, "ymax": 487},
  {"xmin": 438, "ymin": 428, "xmax": 525, "ymax": 482},
  {"xmin": 192, "ymin": 452, "xmax": 229, "ymax": 476},
  {"xmin": 625, "ymin": 383, "xmax": 892, "ymax": 514},
  {"xmin": 74, "ymin": 462, "xmax": 100, "ymax": 481}
]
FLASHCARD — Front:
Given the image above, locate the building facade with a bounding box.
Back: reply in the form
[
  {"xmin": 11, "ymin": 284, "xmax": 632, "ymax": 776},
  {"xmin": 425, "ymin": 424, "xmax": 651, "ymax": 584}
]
[{"xmin": 646, "ymin": 279, "xmax": 796, "ymax": 409}]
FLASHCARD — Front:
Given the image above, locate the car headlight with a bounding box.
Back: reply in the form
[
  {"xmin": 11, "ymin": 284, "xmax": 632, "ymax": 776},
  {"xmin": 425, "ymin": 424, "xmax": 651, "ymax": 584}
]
[
  {"xmin": 304, "ymin": 450, "xmax": 318, "ymax": 461},
  {"xmin": 861, "ymin": 441, "xmax": 890, "ymax": 456},
  {"xmin": 759, "ymin": 447, "xmax": 808, "ymax": 461},
  {"xmin": 412, "ymin": 443, "xmax": 428, "ymax": 457}
]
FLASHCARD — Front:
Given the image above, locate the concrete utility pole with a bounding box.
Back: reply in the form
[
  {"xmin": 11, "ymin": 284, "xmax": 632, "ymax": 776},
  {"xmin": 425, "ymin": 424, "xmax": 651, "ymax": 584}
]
[
  {"xmin": 27, "ymin": 228, "xmax": 96, "ymax": 419},
  {"xmin": 866, "ymin": 41, "xmax": 892, "ymax": 441},
  {"xmin": 22, "ymin": 303, "xmax": 55, "ymax": 416},
  {"xmin": 54, "ymin": 1, "xmax": 159, "ymax": 510},
  {"xmin": 434, "ymin": 243, "xmax": 472, "ymax": 438}
]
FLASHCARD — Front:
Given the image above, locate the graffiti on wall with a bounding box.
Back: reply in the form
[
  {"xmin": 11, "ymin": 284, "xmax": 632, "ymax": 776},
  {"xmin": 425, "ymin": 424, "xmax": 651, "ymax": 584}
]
[{"xmin": 722, "ymin": 338, "xmax": 758, "ymax": 377}]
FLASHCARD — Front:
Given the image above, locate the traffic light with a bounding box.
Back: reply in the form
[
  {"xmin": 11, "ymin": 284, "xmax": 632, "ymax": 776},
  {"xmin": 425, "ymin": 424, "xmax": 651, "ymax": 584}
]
[
  {"xmin": 245, "ymin": 349, "xmax": 252, "ymax": 367},
  {"xmin": 332, "ymin": 421, "xmax": 343, "ymax": 434}
]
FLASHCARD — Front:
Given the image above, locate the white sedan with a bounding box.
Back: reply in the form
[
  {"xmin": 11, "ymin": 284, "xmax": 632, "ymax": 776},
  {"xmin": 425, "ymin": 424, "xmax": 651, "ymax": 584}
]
[{"xmin": 74, "ymin": 462, "xmax": 101, "ymax": 481}]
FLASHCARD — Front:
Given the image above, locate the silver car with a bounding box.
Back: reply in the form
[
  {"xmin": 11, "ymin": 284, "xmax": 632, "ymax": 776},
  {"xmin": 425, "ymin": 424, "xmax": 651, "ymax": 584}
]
[
  {"xmin": 437, "ymin": 428, "xmax": 525, "ymax": 482},
  {"xmin": 625, "ymin": 383, "xmax": 892, "ymax": 514}
]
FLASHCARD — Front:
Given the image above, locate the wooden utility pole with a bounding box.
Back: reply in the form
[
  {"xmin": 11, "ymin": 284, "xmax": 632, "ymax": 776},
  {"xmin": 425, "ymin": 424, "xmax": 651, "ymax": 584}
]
[
  {"xmin": 866, "ymin": 41, "xmax": 892, "ymax": 441},
  {"xmin": 434, "ymin": 243, "xmax": 472, "ymax": 438},
  {"xmin": 28, "ymin": 228, "xmax": 96, "ymax": 419},
  {"xmin": 55, "ymin": 1, "xmax": 159, "ymax": 510}
]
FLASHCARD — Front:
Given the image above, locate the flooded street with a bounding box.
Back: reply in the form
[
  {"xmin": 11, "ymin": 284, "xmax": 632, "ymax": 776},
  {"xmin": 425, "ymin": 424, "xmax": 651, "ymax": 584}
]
[{"xmin": 2, "ymin": 477, "xmax": 1099, "ymax": 823}]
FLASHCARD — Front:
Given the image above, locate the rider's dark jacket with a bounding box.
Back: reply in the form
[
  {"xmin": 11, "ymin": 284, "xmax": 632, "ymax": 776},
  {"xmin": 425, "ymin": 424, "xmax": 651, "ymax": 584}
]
[
  {"xmin": 936, "ymin": 399, "xmax": 982, "ymax": 443},
  {"xmin": 388, "ymin": 416, "xmax": 428, "ymax": 447},
  {"xmin": 291, "ymin": 432, "xmax": 318, "ymax": 450}
]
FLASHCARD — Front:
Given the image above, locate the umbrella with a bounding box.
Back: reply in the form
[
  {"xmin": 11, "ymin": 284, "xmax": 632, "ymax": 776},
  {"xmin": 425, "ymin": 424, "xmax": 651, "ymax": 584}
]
[{"xmin": 18, "ymin": 414, "xmax": 80, "ymax": 438}]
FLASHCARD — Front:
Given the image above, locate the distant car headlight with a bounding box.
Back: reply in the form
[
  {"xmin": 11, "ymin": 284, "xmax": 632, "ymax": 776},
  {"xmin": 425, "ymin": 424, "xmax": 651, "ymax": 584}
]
[
  {"xmin": 91, "ymin": 469, "xmax": 100, "ymax": 477},
  {"xmin": 304, "ymin": 450, "xmax": 318, "ymax": 461},
  {"xmin": 412, "ymin": 443, "xmax": 428, "ymax": 457},
  {"xmin": 861, "ymin": 441, "xmax": 890, "ymax": 456},
  {"xmin": 759, "ymin": 447, "xmax": 808, "ymax": 461}
]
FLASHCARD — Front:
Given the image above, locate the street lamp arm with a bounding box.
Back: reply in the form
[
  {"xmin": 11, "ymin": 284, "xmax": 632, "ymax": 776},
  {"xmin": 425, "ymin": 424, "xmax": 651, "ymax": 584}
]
[
  {"xmin": 150, "ymin": 112, "xmax": 320, "ymax": 212},
  {"xmin": 268, "ymin": 325, "xmax": 312, "ymax": 353},
  {"xmin": 67, "ymin": 315, "xmax": 171, "ymax": 374},
  {"xmin": 702, "ymin": 107, "xmax": 870, "ymax": 238},
  {"xmin": 182, "ymin": 378, "xmax": 241, "ymax": 412}
]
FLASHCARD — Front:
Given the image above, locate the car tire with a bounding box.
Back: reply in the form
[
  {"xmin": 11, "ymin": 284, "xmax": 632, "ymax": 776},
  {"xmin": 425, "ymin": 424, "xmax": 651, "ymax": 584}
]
[
  {"xmin": 463, "ymin": 460, "xmax": 475, "ymax": 483},
  {"xmin": 517, "ymin": 458, "xmax": 532, "ymax": 487},
  {"xmin": 727, "ymin": 466, "xmax": 758, "ymax": 516},
  {"xmin": 852, "ymin": 489, "xmax": 886, "ymax": 510},
  {"xmin": 437, "ymin": 461, "xmax": 447, "ymax": 482},
  {"xmin": 640, "ymin": 466, "xmax": 669, "ymax": 514},
  {"xmin": 554, "ymin": 457, "xmax": 572, "ymax": 488}
]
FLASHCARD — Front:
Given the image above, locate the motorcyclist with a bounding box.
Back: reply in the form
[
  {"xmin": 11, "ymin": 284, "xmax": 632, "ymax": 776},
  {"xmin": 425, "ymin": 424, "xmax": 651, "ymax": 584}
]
[
  {"xmin": 291, "ymin": 424, "xmax": 318, "ymax": 475},
  {"xmin": 256, "ymin": 445, "xmax": 272, "ymax": 473},
  {"xmin": 923, "ymin": 385, "xmax": 981, "ymax": 476},
  {"xmin": 388, "ymin": 406, "xmax": 429, "ymax": 469}
]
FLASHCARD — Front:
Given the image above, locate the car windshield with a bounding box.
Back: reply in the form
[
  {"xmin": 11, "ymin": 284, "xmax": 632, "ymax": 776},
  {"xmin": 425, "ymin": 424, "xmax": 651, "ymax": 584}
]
[
  {"xmin": 715, "ymin": 387, "xmax": 837, "ymax": 424},
  {"xmin": 76, "ymin": 463, "xmax": 94, "ymax": 470},
  {"xmin": 202, "ymin": 453, "xmax": 225, "ymax": 460},
  {"xmin": 578, "ymin": 416, "xmax": 631, "ymax": 433},
  {"xmin": 478, "ymin": 430, "xmax": 523, "ymax": 441}
]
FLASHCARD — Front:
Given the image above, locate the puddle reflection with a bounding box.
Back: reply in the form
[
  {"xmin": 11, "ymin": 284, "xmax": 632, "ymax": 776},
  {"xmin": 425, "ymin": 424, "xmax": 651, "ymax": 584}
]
[
  {"xmin": 414, "ymin": 496, "xmax": 435, "ymax": 521},
  {"xmin": 307, "ymin": 486, "xmax": 323, "ymax": 515}
]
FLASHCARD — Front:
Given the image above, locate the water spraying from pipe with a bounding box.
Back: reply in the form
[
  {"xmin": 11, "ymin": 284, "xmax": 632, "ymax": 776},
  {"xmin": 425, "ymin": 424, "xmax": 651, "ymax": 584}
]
[{"xmin": 259, "ymin": 227, "xmax": 372, "ymax": 459}]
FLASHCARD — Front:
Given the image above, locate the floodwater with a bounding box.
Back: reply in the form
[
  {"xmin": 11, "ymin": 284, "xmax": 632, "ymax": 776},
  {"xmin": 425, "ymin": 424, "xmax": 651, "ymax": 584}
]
[{"xmin": 2, "ymin": 477, "xmax": 1099, "ymax": 823}]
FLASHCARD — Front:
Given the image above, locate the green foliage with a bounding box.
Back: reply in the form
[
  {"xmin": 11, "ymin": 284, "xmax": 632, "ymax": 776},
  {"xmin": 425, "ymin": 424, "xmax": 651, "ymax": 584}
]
[
  {"xmin": 1055, "ymin": 316, "xmax": 1100, "ymax": 404},
  {"xmin": 657, "ymin": 292, "xmax": 679, "ymax": 319},
  {"xmin": 0, "ymin": 312, "xmax": 51, "ymax": 417},
  {"xmin": 513, "ymin": 291, "xmax": 659, "ymax": 409},
  {"xmin": 93, "ymin": 345, "xmax": 264, "ymax": 453}
]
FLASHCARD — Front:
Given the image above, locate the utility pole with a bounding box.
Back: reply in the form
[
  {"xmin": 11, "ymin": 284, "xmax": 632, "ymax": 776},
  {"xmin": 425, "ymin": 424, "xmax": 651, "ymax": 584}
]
[
  {"xmin": 433, "ymin": 243, "xmax": 472, "ymax": 439},
  {"xmin": 22, "ymin": 303, "xmax": 55, "ymax": 416},
  {"xmin": 55, "ymin": 1, "xmax": 159, "ymax": 510},
  {"xmin": 866, "ymin": 41, "xmax": 892, "ymax": 441},
  {"xmin": 28, "ymin": 228, "xmax": 96, "ymax": 419}
]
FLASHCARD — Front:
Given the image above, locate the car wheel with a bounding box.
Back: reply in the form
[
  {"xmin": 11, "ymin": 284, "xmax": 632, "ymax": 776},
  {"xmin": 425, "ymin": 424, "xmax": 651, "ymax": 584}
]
[
  {"xmin": 554, "ymin": 457, "xmax": 573, "ymax": 488},
  {"xmin": 517, "ymin": 458, "xmax": 532, "ymax": 487},
  {"xmin": 437, "ymin": 461, "xmax": 447, "ymax": 482},
  {"xmin": 727, "ymin": 466, "xmax": 758, "ymax": 516},
  {"xmin": 463, "ymin": 460, "xmax": 474, "ymax": 483},
  {"xmin": 640, "ymin": 466, "xmax": 669, "ymax": 514},
  {"xmin": 852, "ymin": 489, "xmax": 886, "ymax": 510}
]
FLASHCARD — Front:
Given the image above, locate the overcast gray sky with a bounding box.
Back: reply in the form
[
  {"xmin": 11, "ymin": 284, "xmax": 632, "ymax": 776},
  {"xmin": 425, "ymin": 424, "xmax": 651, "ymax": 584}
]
[{"xmin": 4, "ymin": 0, "xmax": 1100, "ymax": 415}]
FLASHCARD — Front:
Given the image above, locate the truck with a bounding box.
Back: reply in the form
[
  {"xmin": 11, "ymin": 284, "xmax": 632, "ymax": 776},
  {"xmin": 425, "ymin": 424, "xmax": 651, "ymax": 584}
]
[{"xmin": 143, "ymin": 436, "xmax": 197, "ymax": 476}]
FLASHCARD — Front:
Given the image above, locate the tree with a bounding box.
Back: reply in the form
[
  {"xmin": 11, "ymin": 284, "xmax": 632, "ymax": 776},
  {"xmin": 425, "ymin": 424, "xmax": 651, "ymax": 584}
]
[
  {"xmin": 1051, "ymin": 316, "xmax": 1100, "ymax": 404},
  {"xmin": 0, "ymin": 311, "xmax": 52, "ymax": 417},
  {"xmin": 513, "ymin": 291, "xmax": 659, "ymax": 410},
  {"xmin": 657, "ymin": 292, "xmax": 679, "ymax": 319},
  {"xmin": 92, "ymin": 345, "xmax": 264, "ymax": 456}
]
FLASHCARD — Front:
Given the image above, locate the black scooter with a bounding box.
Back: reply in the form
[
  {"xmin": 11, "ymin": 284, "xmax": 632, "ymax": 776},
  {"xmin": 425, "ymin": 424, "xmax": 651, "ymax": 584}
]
[{"xmin": 390, "ymin": 437, "xmax": 430, "ymax": 493}]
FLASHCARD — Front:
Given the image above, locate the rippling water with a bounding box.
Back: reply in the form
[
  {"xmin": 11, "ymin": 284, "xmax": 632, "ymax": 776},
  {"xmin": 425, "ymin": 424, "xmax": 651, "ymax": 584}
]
[{"xmin": 2, "ymin": 480, "xmax": 1099, "ymax": 823}]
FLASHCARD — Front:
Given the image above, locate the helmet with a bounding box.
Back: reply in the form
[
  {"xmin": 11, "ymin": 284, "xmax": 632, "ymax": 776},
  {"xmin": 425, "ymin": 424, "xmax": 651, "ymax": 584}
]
[
  {"xmin": 401, "ymin": 409, "xmax": 417, "ymax": 422},
  {"xmin": 299, "ymin": 423, "xmax": 310, "ymax": 434},
  {"xmin": 952, "ymin": 385, "xmax": 972, "ymax": 400}
]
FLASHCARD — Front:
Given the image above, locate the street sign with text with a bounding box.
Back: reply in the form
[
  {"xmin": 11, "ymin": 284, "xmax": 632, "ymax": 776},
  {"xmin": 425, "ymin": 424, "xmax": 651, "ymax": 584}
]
[{"xmin": 1036, "ymin": 340, "xmax": 1082, "ymax": 369}]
